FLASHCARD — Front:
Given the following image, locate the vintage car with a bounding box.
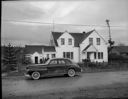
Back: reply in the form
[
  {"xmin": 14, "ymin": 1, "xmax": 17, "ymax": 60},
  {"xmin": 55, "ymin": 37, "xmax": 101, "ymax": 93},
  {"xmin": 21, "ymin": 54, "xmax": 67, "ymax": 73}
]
[{"xmin": 25, "ymin": 58, "xmax": 82, "ymax": 80}]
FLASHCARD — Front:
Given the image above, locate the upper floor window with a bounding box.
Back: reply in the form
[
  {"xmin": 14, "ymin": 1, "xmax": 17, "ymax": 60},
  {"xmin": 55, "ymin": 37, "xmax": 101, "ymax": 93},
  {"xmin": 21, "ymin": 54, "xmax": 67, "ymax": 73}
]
[
  {"xmin": 97, "ymin": 38, "xmax": 100, "ymax": 45},
  {"xmin": 61, "ymin": 38, "xmax": 65, "ymax": 45},
  {"xmin": 68, "ymin": 38, "xmax": 72, "ymax": 45},
  {"xmin": 89, "ymin": 38, "xmax": 93, "ymax": 45}
]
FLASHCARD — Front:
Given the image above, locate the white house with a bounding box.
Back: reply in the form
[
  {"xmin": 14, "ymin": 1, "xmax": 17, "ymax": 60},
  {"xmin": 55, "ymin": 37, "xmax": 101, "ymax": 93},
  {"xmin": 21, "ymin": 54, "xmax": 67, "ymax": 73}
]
[
  {"xmin": 25, "ymin": 29, "xmax": 108, "ymax": 64},
  {"xmin": 50, "ymin": 30, "xmax": 108, "ymax": 63}
]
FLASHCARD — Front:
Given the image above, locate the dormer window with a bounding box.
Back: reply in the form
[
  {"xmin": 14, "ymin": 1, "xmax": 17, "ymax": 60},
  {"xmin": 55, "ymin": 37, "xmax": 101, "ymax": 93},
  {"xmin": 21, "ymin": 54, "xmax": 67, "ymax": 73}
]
[
  {"xmin": 68, "ymin": 38, "xmax": 72, "ymax": 45},
  {"xmin": 61, "ymin": 38, "xmax": 65, "ymax": 45},
  {"xmin": 89, "ymin": 38, "xmax": 93, "ymax": 45}
]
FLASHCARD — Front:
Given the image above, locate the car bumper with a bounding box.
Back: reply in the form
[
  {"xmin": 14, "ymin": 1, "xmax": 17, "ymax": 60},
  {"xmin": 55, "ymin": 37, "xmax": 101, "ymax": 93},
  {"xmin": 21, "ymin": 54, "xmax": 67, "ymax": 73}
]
[{"xmin": 24, "ymin": 73, "xmax": 31, "ymax": 78}]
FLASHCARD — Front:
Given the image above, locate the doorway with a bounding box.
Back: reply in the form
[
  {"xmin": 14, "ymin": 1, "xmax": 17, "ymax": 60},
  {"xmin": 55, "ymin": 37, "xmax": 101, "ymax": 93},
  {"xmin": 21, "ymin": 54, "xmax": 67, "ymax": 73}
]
[{"xmin": 35, "ymin": 56, "xmax": 38, "ymax": 64}]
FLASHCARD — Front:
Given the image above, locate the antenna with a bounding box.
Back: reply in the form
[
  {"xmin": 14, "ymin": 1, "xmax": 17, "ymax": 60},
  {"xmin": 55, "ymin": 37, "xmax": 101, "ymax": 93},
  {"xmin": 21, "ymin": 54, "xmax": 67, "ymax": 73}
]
[{"xmin": 106, "ymin": 19, "xmax": 114, "ymax": 48}]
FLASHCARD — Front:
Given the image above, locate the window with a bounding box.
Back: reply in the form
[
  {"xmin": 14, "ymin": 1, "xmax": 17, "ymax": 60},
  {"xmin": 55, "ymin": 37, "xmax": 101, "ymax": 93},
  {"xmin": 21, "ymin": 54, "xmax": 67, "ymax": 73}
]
[
  {"xmin": 97, "ymin": 38, "xmax": 100, "ymax": 45},
  {"xmin": 68, "ymin": 38, "xmax": 72, "ymax": 45},
  {"xmin": 101, "ymin": 52, "xmax": 103, "ymax": 59},
  {"xmin": 49, "ymin": 60, "xmax": 57, "ymax": 65},
  {"xmin": 98, "ymin": 52, "xmax": 103, "ymax": 59},
  {"xmin": 89, "ymin": 38, "xmax": 93, "ymax": 45},
  {"xmin": 98, "ymin": 52, "xmax": 100, "ymax": 59},
  {"xmin": 52, "ymin": 54, "xmax": 55, "ymax": 58},
  {"xmin": 63, "ymin": 52, "xmax": 74, "ymax": 59},
  {"xmin": 94, "ymin": 52, "xmax": 96, "ymax": 59},
  {"xmin": 67, "ymin": 52, "xmax": 70, "ymax": 58},
  {"xmin": 65, "ymin": 59, "xmax": 72, "ymax": 64},
  {"xmin": 61, "ymin": 38, "xmax": 65, "ymax": 45},
  {"xmin": 87, "ymin": 52, "xmax": 91, "ymax": 59},
  {"xmin": 63, "ymin": 52, "xmax": 66, "ymax": 58},
  {"xmin": 58, "ymin": 60, "xmax": 65, "ymax": 65},
  {"xmin": 71, "ymin": 52, "xmax": 73, "ymax": 59}
]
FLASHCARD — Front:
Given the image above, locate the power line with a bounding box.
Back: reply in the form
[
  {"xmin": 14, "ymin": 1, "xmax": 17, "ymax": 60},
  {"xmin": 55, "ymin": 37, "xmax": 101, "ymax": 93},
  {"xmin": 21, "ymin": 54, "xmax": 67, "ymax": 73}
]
[{"xmin": 2, "ymin": 19, "xmax": 124, "ymax": 28}]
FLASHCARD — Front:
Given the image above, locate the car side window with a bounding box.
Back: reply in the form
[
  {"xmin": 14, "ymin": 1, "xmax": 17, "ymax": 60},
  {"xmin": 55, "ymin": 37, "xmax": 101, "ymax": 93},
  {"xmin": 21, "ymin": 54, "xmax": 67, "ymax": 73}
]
[
  {"xmin": 65, "ymin": 59, "xmax": 72, "ymax": 65},
  {"xmin": 58, "ymin": 60, "xmax": 66, "ymax": 65},
  {"xmin": 49, "ymin": 60, "xmax": 57, "ymax": 65}
]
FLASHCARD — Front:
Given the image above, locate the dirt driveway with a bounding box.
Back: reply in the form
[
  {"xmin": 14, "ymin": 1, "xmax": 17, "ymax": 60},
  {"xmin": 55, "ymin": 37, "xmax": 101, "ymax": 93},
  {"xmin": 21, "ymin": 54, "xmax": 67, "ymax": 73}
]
[{"xmin": 2, "ymin": 71, "xmax": 128, "ymax": 98}]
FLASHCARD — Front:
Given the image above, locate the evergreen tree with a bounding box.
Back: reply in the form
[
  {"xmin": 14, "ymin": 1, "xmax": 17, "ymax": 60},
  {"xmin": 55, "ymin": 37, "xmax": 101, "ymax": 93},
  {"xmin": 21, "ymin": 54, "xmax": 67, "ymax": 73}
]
[{"xmin": 3, "ymin": 43, "xmax": 17, "ymax": 71}]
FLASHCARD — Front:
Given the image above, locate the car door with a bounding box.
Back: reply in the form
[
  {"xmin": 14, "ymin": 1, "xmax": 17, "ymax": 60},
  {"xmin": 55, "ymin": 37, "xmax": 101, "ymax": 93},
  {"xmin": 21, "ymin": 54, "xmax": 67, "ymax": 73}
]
[
  {"xmin": 56, "ymin": 59, "xmax": 67, "ymax": 74},
  {"xmin": 47, "ymin": 59, "xmax": 59, "ymax": 76}
]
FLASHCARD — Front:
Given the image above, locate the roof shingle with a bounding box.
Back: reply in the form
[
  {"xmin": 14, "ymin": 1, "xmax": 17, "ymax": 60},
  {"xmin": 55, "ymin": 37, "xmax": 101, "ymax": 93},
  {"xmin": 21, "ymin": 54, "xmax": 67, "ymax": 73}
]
[
  {"xmin": 25, "ymin": 45, "xmax": 55, "ymax": 54},
  {"xmin": 52, "ymin": 30, "xmax": 94, "ymax": 47}
]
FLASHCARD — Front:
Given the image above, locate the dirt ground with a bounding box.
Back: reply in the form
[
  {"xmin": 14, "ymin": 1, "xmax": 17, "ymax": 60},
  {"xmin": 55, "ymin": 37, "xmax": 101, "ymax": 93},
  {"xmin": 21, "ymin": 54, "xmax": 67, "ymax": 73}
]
[{"xmin": 2, "ymin": 71, "xmax": 128, "ymax": 99}]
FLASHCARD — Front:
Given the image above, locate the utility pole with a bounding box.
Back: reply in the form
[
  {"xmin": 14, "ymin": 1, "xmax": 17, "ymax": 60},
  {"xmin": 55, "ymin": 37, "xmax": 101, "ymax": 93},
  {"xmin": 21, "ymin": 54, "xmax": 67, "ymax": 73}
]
[
  {"xmin": 106, "ymin": 19, "xmax": 114, "ymax": 48},
  {"xmin": 52, "ymin": 18, "xmax": 55, "ymax": 32}
]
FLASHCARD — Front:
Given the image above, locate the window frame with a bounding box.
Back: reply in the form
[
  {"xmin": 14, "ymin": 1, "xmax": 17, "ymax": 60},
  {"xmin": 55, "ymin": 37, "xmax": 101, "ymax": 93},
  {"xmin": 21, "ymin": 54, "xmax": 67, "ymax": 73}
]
[
  {"xmin": 89, "ymin": 38, "xmax": 93, "ymax": 45},
  {"xmin": 68, "ymin": 38, "xmax": 72, "ymax": 45},
  {"xmin": 49, "ymin": 59, "xmax": 58, "ymax": 65},
  {"xmin": 61, "ymin": 38, "xmax": 65, "ymax": 45},
  {"xmin": 97, "ymin": 38, "xmax": 100, "ymax": 45}
]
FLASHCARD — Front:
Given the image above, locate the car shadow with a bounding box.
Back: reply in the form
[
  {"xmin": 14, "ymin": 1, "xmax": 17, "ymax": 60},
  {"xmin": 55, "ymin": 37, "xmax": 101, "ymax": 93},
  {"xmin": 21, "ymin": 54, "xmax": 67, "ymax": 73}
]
[{"xmin": 26, "ymin": 74, "xmax": 81, "ymax": 80}]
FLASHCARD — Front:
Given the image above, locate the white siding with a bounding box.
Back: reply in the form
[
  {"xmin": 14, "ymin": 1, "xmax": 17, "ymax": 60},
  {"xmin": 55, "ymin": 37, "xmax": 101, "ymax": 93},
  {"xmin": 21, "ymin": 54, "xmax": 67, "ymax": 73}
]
[
  {"xmin": 80, "ymin": 31, "xmax": 108, "ymax": 62},
  {"xmin": 55, "ymin": 31, "xmax": 80, "ymax": 62}
]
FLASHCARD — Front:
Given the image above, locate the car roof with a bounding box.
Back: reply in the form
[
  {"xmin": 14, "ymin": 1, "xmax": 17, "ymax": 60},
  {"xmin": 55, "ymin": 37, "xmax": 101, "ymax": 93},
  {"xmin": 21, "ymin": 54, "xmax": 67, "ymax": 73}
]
[{"xmin": 50, "ymin": 58, "xmax": 71, "ymax": 61}]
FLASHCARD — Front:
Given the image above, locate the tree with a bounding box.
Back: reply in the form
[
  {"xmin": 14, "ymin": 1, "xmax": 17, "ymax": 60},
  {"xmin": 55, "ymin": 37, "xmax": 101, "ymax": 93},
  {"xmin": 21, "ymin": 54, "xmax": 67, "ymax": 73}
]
[{"xmin": 3, "ymin": 43, "xmax": 17, "ymax": 71}]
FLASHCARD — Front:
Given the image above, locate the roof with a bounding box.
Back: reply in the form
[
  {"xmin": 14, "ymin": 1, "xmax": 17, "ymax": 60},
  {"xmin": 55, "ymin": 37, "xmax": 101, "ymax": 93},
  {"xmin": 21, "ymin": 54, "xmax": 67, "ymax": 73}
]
[
  {"xmin": 44, "ymin": 46, "xmax": 56, "ymax": 52},
  {"xmin": 25, "ymin": 45, "xmax": 55, "ymax": 54},
  {"xmin": 111, "ymin": 46, "xmax": 128, "ymax": 53},
  {"xmin": 82, "ymin": 44, "xmax": 92, "ymax": 52},
  {"xmin": 52, "ymin": 30, "xmax": 94, "ymax": 47}
]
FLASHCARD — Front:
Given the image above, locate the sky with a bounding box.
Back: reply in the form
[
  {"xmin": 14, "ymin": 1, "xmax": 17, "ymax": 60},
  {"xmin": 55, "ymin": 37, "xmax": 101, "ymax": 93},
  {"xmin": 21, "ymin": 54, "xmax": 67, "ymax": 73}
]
[{"xmin": 2, "ymin": 0, "xmax": 128, "ymax": 46}]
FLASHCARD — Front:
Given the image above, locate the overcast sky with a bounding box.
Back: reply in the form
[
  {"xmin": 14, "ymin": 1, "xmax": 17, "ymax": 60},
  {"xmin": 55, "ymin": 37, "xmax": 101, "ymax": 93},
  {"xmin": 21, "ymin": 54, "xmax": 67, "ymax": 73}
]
[{"xmin": 2, "ymin": 0, "xmax": 128, "ymax": 46}]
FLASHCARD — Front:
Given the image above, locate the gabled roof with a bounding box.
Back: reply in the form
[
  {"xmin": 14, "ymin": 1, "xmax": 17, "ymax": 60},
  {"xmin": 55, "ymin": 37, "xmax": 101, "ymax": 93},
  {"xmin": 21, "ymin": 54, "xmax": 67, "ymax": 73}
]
[
  {"xmin": 82, "ymin": 44, "xmax": 92, "ymax": 52},
  {"xmin": 25, "ymin": 45, "xmax": 55, "ymax": 54},
  {"xmin": 82, "ymin": 44, "xmax": 98, "ymax": 52},
  {"xmin": 111, "ymin": 46, "xmax": 128, "ymax": 53},
  {"xmin": 52, "ymin": 30, "xmax": 94, "ymax": 47}
]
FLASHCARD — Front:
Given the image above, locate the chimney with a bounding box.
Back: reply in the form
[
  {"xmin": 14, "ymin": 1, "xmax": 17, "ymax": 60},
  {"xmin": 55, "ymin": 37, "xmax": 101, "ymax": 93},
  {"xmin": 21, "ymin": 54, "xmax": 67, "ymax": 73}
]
[{"xmin": 83, "ymin": 31, "xmax": 86, "ymax": 34}]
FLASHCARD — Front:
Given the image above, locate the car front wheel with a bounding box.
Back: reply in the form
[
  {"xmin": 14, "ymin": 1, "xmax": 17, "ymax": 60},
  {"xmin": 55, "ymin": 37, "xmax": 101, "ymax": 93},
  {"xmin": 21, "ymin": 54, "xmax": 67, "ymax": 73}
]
[
  {"xmin": 31, "ymin": 72, "xmax": 40, "ymax": 80},
  {"xmin": 68, "ymin": 69, "xmax": 75, "ymax": 77}
]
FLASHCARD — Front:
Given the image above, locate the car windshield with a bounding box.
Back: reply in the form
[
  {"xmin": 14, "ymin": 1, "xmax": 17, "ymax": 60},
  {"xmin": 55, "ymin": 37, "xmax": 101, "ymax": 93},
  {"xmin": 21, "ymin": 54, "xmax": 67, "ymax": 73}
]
[{"xmin": 44, "ymin": 59, "xmax": 51, "ymax": 65}]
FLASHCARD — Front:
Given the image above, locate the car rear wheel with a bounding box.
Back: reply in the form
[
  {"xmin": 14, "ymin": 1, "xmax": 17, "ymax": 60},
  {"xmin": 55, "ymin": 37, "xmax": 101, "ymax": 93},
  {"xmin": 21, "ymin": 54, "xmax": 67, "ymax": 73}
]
[
  {"xmin": 68, "ymin": 69, "xmax": 75, "ymax": 77},
  {"xmin": 31, "ymin": 72, "xmax": 40, "ymax": 80}
]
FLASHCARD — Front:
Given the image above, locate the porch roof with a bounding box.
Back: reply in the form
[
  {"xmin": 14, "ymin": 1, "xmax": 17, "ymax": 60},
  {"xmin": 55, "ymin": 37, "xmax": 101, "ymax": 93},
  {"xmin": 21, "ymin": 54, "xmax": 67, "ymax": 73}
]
[{"xmin": 82, "ymin": 44, "xmax": 98, "ymax": 52}]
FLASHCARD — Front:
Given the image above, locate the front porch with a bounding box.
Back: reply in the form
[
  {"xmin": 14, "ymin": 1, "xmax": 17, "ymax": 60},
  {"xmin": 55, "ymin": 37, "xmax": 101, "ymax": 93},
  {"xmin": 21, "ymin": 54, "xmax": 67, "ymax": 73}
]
[{"xmin": 82, "ymin": 44, "xmax": 104, "ymax": 62}]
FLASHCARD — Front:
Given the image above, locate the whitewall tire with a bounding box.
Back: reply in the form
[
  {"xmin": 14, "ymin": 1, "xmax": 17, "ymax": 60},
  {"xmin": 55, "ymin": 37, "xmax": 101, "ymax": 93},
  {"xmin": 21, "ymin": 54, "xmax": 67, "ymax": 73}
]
[
  {"xmin": 68, "ymin": 69, "xmax": 76, "ymax": 77},
  {"xmin": 31, "ymin": 72, "xmax": 40, "ymax": 80}
]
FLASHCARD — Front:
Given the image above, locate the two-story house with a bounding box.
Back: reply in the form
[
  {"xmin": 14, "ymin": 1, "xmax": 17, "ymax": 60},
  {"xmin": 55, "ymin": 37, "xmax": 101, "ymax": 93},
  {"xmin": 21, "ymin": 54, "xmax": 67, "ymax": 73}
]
[
  {"xmin": 25, "ymin": 29, "xmax": 108, "ymax": 64},
  {"xmin": 50, "ymin": 30, "xmax": 108, "ymax": 63}
]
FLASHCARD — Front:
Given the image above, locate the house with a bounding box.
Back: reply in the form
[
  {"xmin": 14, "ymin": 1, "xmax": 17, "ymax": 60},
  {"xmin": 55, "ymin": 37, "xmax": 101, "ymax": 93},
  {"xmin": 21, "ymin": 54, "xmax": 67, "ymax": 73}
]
[
  {"xmin": 50, "ymin": 30, "xmax": 108, "ymax": 63},
  {"xmin": 24, "ymin": 45, "xmax": 56, "ymax": 64},
  {"xmin": 25, "ymin": 29, "xmax": 108, "ymax": 64}
]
